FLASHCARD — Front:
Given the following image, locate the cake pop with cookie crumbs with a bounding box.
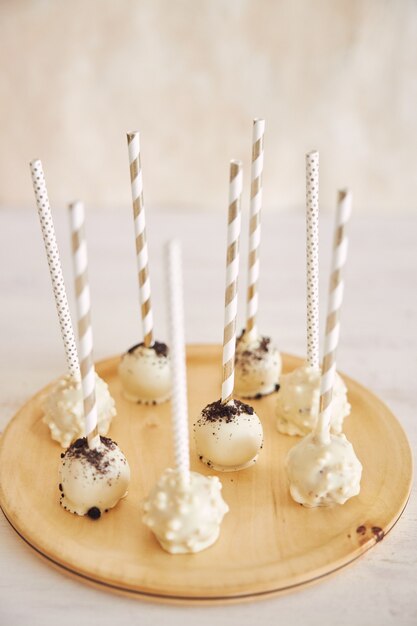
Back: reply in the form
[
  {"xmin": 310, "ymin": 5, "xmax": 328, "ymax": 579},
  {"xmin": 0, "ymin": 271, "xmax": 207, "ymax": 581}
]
[
  {"xmin": 287, "ymin": 187, "xmax": 361, "ymax": 507},
  {"xmin": 234, "ymin": 120, "xmax": 281, "ymax": 398},
  {"xmin": 59, "ymin": 436, "xmax": 130, "ymax": 517},
  {"xmin": 194, "ymin": 398, "xmax": 263, "ymax": 472},
  {"xmin": 277, "ymin": 153, "xmax": 350, "ymax": 437},
  {"xmin": 119, "ymin": 130, "xmax": 171, "ymax": 404},
  {"xmin": 119, "ymin": 341, "xmax": 171, "ymax": 405},
  {"xmin": 58, "ymin": 200, "xmax": 130, "ymax": 518},
  {"xmin": 194, "ymin": 160, "xmax": 263, "ymax": 472},
  {"xmin": 234, "ymin": 329, "xmax": 281, "ymax": 399}
]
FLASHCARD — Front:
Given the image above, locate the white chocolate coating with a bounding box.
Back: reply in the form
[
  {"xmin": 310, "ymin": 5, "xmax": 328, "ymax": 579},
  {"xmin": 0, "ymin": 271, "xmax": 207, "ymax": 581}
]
[
  {"xmin": 234, "ymin": 331, "xmax": 282, "ymax": 398},
  {"xmin": 43, "ymin": 374, "xmax": 116, "ymax": 448},
  {"xmin": 59, "ymin": 436, "xmax": 130, "ymax": 517},
  {"xmin": 118, "ymin": 342, "xmax": 171, "ymax": 404},
  {"xmin": 276, "ymin": 363, "xmax": 350, "ymax": 436},
  {"xmin": 143, "ymin": 468, "xmax": 229, "ymax": 554},
  {"xmin": 194, "ymin": 399, "xmax": 263, "ymax": 472},
  {"xmin": 286, "ymin": 432, "xmax": 362, "ymax": 507}
]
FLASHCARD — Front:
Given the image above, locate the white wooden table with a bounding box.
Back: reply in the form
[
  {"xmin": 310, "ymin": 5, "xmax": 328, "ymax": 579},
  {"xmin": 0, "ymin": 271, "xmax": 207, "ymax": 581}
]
[{"xmin": 0, "ymin": 207, "xmax": 415, "ymax": 625}]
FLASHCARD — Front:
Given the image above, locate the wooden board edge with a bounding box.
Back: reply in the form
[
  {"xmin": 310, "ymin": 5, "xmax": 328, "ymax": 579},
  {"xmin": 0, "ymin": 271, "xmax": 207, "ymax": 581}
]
[{"xmin": 0, "ymin": 495, "xmax": 411, "ymax": 605}]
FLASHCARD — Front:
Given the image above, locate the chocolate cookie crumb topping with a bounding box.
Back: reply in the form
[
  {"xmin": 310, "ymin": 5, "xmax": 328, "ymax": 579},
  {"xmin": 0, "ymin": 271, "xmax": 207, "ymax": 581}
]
[
  {"xmin": 87, "ymin": 507, "xmax": 101, "ymax": 520},
  {"xmin": 259, "ymin": 336, "xmax": 271, "ymax": 352},
  {"xmin": 235, "ymin": 332, "xmax": 272, "ymax": 373},
  {"xmin": 64, "ymin": 436, "xmax": 118, "ymax": 474},
  {"xmin": 126, "ymin": 340, "xmax": 169, "ymax": 358},
  {"xmin": 200, "ymin": 399, "xmax": 254, "ymax": 423},
  {"xmin": 152, "ymin": 341, "xmax": 169, "ymax": 357}
]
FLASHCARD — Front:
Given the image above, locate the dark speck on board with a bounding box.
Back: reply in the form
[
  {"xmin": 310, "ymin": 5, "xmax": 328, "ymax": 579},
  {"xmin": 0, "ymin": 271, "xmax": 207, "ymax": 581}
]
[{"xmin": 371, "ymin": 526, "xmax": 384, "ymax": 542}]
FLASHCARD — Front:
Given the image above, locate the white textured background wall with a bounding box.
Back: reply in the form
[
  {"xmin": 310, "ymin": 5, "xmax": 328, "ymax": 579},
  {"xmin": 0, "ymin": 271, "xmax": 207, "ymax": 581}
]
[{"xmin": 1, "ymin": 0, "xmax": 417, "ymax": 213}]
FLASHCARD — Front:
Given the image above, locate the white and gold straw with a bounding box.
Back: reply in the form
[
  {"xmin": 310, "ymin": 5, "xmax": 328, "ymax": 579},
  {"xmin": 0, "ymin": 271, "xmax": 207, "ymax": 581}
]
[
  {"xmin": 30, "ymin": 159, "xmax": 80, "ymax": 380},
  {"xmin": 221, "ymin": 160, "xmax": 243, "ymax": 404},
  {"xmin": 69, "ymin": 201, "xmax": 100, "ymax": 450},
  {"xmin": 306, "ymin": 151, "xmax": 320, "ymax": 370},
  {"xmin": 246, "ymin": 118, "xmax": 265, "ymax": 336},
  {"xmin": 166, "ymin": 239, "xmax": 190, "ymax": 479},
  {"xmin": 316, "ymin": 190, "xmax": 352, "ymax": 443},
  {"xmin": 127, "ymin": 131, "xmax": 154, "ymax": 348}
]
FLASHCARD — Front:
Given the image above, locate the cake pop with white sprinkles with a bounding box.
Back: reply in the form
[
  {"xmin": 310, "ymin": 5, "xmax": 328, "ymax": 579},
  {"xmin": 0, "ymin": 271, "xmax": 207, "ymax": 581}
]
[
  {"xmin": 43, "ymin": 374, "xmax": 116, "ymax": 448},
  {"xmin": 29, "ymin": 159, "xmax": 116, "ymax": 447},
  {"xmin": 276, "ymin": 364, "xmax": 350, "ymax": 437},
  {"xmin": 143, "ymin": 241, "xmax": 228, "ymax": 553}
]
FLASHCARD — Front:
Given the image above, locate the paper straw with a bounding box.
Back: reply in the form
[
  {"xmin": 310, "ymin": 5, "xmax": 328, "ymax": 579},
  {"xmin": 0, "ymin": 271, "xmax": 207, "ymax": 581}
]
[
  {"xmin": 316, "ymin": 190, "xmax": 352, "ymax": 442},
  {"xmin": 166, "ymin": 240, "xmax": 190, "ymax": 479},
  {"xmin": 306, "ymin": 151, "xmax": 320, "ymax": 370},
  {"xmin": 69, "ymin": 201, "xmax": 100, "ymax": 450},
  {"xmin": 221, "ymin": 160, "xmax": 243, "ymax": 403},
  {"xmin": 246, "ymin": 118, "xmax": 265, "ymax": 336},
  {"xmin": 29, "ymin": 159, "xmax": 80, "ymax": 380},
  {"xmin": 127, "ymin": 131, "xmax": 154, "ymax": 347}
]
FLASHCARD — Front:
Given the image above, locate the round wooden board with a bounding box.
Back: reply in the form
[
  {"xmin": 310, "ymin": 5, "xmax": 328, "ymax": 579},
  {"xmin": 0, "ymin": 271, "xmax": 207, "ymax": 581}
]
[{"xmin": 0, "ymin": 346, "xmax": 412, "ymax": 604}]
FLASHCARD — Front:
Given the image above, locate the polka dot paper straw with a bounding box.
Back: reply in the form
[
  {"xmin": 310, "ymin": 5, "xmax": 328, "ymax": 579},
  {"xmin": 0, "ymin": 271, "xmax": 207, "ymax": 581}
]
[
  {"xmin": 316, "ymin": 190, "xmax": 352, "ymax": 442},
  {"xmin": 127, "ymin": 131, "xmax": 154, "ymax": 348},
  {"xmin": 221, "ymin": 160, "xmax": 243, "ymax": 404},
  {"xmin": 166, "ymin": 240, "xmax": 190, "ymax": 480},
  {"xmin": 246, "ymin": 119, "xmax": 265, "ymax": 336},
  {"xmin": 306, "ymin": 151, "xmax": 320, "ymax": 370},
  {"xmin": 29, "ymin": 159, "xmax": 80, "ymax": 380},
  {"xmin": 69, "ymin": 201, "xmax": 100, "ymax": 450}
]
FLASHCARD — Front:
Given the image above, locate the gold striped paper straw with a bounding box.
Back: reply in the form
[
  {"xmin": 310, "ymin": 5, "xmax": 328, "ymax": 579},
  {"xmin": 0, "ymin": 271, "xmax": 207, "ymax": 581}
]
[
  {"xmin": 246, "ymin": 118, "xmax": 265, "ymax": 336},
  {"xmin": 306, "ymin": 151, "xmax": 320, "ymax": 370},
  {"xmin": 29, "ymin": 159, "xmax": 80, "ymax": 380},
  {"xmin": 127, "ymin": 131, "xmax": 154, "ymax": 347},
  {"xmin": 316, "ymin": 190, "xmax": 352, "ymax": 442},
  {"xmin": 221, "ymin": 160, "xmax": 243, "ymax": 404},
  {"xmin": 166, "ymin": 240, "xmax": 190, "ymax": 481},
  {"xmin": 69, "ymin": 201, "xmax": 100, "ymax": 450}
]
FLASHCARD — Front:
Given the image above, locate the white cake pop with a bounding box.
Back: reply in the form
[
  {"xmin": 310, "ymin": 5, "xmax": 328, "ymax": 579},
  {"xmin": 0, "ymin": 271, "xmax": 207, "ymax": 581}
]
[
  {"xmin": 59, "ymin": 436, "xmax": 130, "ymax": 519},
  {"xmin": 119, "ymin": 341, "xmax": 171, "ymax": 404},
  {"xmin": 43, "ymin": 374, "xmax": 116, "ymax": 448},
  {"xmin": 234, "ymin": 330, "xmax": 282, "ymax": 398},
  {"xmin": 276, "ymin": 363, "xmax": 350, "ymax": 437},
  {"xmin": 143, "ymin": 468, "xmax": 228, "ymax": 554},
  {"xmin": 143, "ymin": 240, "xmax": 229, "ymax": 554},
  {"xmin": 194, "ymin": 399, "xmax": 263, "ymax": 472},
  {"xmin": 286, "ymin": 432, "xmax": 362, "ymax": 507}
]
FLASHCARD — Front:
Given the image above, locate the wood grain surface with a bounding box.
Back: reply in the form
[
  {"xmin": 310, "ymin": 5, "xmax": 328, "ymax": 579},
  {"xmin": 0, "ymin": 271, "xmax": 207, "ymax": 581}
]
[{"xmin": 0, "ymin": 347, "xmax": 412, "ymax": 604}]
